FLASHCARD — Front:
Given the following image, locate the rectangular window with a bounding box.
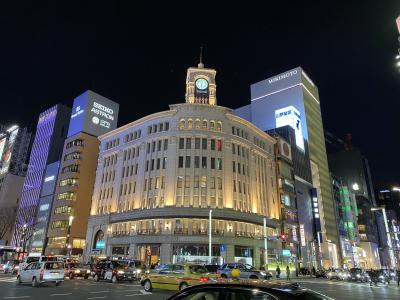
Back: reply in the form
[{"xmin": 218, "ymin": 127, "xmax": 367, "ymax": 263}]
[
  {"xmin": 178, "ymin": 156, "xmax": 184, "ymax": 168},
  {"xmin": 238, "ymin": 163, "xmax": 241, "ymax": 174},
  {"xmin": 152, "ymin": 141, "xmax": 156, "ymax": 152},
  {"xmin": 233, "ymin": 161, "xmax": 236, "ymax": 173},
  {"xmin": 179, "ymin": 138, "xmax": 185, "ymax": 149},
  {"xmin": 144, "ymin": 179, "xmax": 147, "ymax": 191},
  {"xmin": 211, "ymin": 139, "xmax": 215, "ymax": 150},
  {"xmin": 161, "ymin": 176, "xmax": 165, "ymax": 189},
  {"xmin": 195, "ymin": 138, "xmax": 200, "ymax": 149},
  {"xmin": 157, "ymin": 158, "xmax": 161, "ymax": 170},
  {"xmin": 162, "ymin": 157, "xmax": 167, "ymax": 169},
  {"xmin": 164, "ymin": 139, "xmax": 168, "ymax": 151},
  {"xmin": 211, "ymin": 157, "xmax": 215, "ymax": 169},
  {"xmin": 146, "ymin": 143, "xmax": 150, "ymax": 153},
  {"xmin": 151, "ymin": 159, "xmax": 155, "ymax": 170},
  {"xmin": 202, "ymin": 157, "xmax": 207, "ymax": 168},
  {"xmin": 177, "ymin": 176, "xmax": 183, "ymax": 188},
  {"xmin": 233, "ymin": 180, "xmax": 236, "ymax": 192},
  {"xmin": 218, "ymin": 177, "xmax": 222, "ymax": 189},
  {"xmin": 194, "ymin": 176, "xmax": 199, "ymax": 188},
  {"xmin": 145, "ymin": 160, "xmax": 149, "ymax": 171},
  {"xmin": 217, "ymin": 140, "xmax": 222, "ymax": 151},
  {"xmin": 237, "ymin": 145, "xmax": 241, "ymax": 156},
  {"xmin": 158, "ymin": 140, "xmax": 162, "ymax": 151},
  {"xmin": 185, "ymin": 156, "xmax": 191, "ymax": 168},
  {"xmin": 210, "ymin": 177, "xmax": 215, "ymax": 189},
  {"xmin": 194, "ymin": 156, "xmax": 200, "ymax": 168},
  {"xmin": 202, "ymin": 138, "xmax": 207, "ymax": 150},
  {"xmin": 232, "ymin": 143, "xmax": 236, "ymax": 154},
  {"xmin": 217, "ymin": 158, "xmax": 222, "ymax": 170},
  {"xmin": 149, "ymin": 178, "xmax": 153, "ymax": 190},
  {"xmin": 186, "ymin": 138, "xmax": 191, "ymax": 149},
  {"xmin": 185, "ymin": 175, "xmax": 190, "ymax": 188},
  {"xmin": 201, "ymin": 176, "xmax": 207, "ymax": 188},
  {"xmin": 135, "ymin": 163, "xmax": 138, "ymax": 174}
]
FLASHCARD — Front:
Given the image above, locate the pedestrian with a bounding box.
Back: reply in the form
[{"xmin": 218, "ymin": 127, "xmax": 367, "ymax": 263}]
[
  {"xmin": 286, "ymin": 266, "xmax": 291, "ymax": 281},
  {"xmin": 276, "ymin": 266, "xmax": 281, "ymax": 278},
  {"xmin": 397, "ymin": 268, "xmax": 400, "ymax": 287},
  {"xmin": 312, "ymin": 266, "xmax": 316, "ymax": 277}
]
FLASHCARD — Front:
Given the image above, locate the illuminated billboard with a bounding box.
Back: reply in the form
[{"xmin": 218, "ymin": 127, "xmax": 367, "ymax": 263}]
[
  {"xmin": 67, "ymin": 90, "xmax": 119, "ymax": 138},
  {"xmin": 275, "ymin": 106, "xmax": 304, "ymax": 151},
  {"xmin": 0, "ymin": 138, "xmax": 6, "ymax": 163},
  {"xmin": 0, "ymin": 126, "xmax": 19, "ymax": 175}
]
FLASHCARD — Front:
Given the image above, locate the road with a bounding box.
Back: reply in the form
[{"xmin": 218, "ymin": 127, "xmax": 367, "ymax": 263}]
[{"xmin": 0, "ymin": 274, "xmax": 399, "ymax": 300}]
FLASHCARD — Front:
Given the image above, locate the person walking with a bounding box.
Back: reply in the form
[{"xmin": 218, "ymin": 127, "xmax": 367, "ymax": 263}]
[
  {"xmin": 286, "ymin": 266, "xmax": 291, "ymax": 281},
  {"xmin": 396, "ymin": 268, "xmax": 400, "ymax": 287},
  {"xmin": 276, "ymin": 266, "xmax": 281, "ymax": 278}
]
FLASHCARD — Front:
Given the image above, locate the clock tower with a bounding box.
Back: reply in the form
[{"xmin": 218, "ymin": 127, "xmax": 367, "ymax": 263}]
[{"xmin": 185, "ymin": 55, "xmax": 217, "ymax": 105}]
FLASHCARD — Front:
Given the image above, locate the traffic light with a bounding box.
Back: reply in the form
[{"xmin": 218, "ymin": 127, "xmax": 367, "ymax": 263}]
[{"xmin": 280, "ymin": 234, "xmax": 286, "ymax": 241}]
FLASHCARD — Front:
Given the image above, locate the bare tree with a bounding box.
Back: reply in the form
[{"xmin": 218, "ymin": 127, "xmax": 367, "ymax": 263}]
[{"xmin": 0, "ymin": 206, "xmax": 17, "ymax": 241}]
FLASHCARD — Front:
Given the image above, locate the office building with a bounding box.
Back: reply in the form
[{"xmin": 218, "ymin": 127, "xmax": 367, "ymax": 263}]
[
  {"xmin": 45, "ymin": 91, "xmax": 119, "ymax": 256},
  {"xmin": 0, "ymin": 125, "xmax": 32, "ymax": 245},
  {"xmin": 235, "ymin": 67, "xmax": 339, "ymax": 267},
  {"xmin": 12, "ymin": 105, "xmax": 71, "ymax": 252},
  {"xmin": 84, "ymin": 62, "xmax": 281, "ymax": 268}
]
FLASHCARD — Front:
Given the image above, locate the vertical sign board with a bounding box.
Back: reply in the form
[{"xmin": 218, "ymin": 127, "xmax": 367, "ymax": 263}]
[
  {"xmin": 68, "ymin": 90, "xmax": 119, "ymax": 138},
  {"xmin": 311, "ymin": 188, "xmax": 322, "ymax": 242},
  {"xmin": 275, "ymin": 106, "xmax": 305, "ymax": 151},
  {"xmin": 0, "ymin": 126, "xmax": 19, "ymax": 174},
  {"xmin": 299, "ymin": 224, "xmax": 306, "ymax": 247}
]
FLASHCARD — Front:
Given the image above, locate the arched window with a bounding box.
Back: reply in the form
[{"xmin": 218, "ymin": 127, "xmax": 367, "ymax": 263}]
[
  {"xmin": 195, "ymin": 119, "xmax": 201, "ymax": 129},
  {"xmin": 93, "ymin": 230, "xmax": 104, "ymax": 249},
  {"xmin": 202, "ymin": 120, "xmax": 208, "ymax": 129},
  {"xmin": 216, "ymin": 121, "xmax": 222, "ymax": 131},
  {"xmin": 179, "ymin": 119, "xmax": 186, "ymax": 130},
  {"xmin": 188, "ymin": 119, "xmax": 193, "ymax": 129},
  {"xmin": 210, "ymin": 121, "xmax": 215, "ymax": 130}
]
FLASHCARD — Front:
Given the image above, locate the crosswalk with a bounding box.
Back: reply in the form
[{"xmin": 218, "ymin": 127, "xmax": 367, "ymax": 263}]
[{"xmin": 0, "ymin": 277, "xmax": 16, "ymax": 283}]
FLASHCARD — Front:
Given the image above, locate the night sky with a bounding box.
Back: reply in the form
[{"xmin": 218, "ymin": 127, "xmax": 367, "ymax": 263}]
[{"xmin": 1, "ymin": 1, "xmax": 399, "ymax": 188}]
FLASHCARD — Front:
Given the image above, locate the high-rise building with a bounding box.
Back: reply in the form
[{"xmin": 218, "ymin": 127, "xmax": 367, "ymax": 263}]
[
  {"xmin": 12, "ymin": 105, "xmax": 71, "ymax": 252},
  {"xmin": 0, "ymin": 125, "xmax": 32, "ymax": 245},
  {"xmin": 235, "ymin": 67, "xmax": 339, "ymax": 267},
  {"xmin": 45, "ymin": 91, "xmax": 119, "ymax": 256},
  {"xmin": 83, "ymin": 62, "xmax": 281, "ymax": 269}
]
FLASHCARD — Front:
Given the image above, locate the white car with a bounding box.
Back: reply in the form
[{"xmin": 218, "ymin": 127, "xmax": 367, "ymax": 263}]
[{"xmin": 17, "ymin": 261, "xmax": 64, "ymax": 287}]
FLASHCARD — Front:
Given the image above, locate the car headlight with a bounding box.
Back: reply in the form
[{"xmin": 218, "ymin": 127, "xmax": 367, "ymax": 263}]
[
  {"xmin": 118, "ymin": 270, "xmax": 125, "ymax": 274},
  {"xmin": 260, "ymin": 271, "xmax": 266, "ymax": 276},
  {"xmin": 136, "ymin": 269, "xmax": 142, "ymax": 274},
  {"xmin": 86, "ymin": 270, "xmax": 91, "ymax": 274},
  {"xmin": 379, "ymin": 275, "xmax": 384, "ymax": 279},
  {"xmin": 74, "ymin": 270, "xmax": 80, "ymax": 273},
  {"xmin": 356, "ymin": 274, "xmax": 360, "ymax": 278},
  {"xmin": 15, "ymin": 266, "xmax": 19, "ymax": 270}
]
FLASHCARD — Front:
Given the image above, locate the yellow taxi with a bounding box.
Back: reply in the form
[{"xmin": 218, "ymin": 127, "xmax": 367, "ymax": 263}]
[{"xmin": 141, "ymin": 264, "xmax": 219, "ymax": 292}]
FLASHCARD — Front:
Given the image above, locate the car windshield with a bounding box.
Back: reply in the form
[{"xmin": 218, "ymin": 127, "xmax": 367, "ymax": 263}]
[
  {"xmin": 244, "ymin": 264, "xmax": 255, "ymax": 270},
  {"xmin": 45, "ymin": 262, "xmax": 63, "ymax": 270},
  {"xmin": 189, "ymin": 265, "xmax": 209, "ymax": 274},
  {"xmin": 26, "ymin": 257, "xmax": 39, "ymax": 264},
  {"xmin": 42, "ymin": 256, "xmax": 58, "ymax": 262}
]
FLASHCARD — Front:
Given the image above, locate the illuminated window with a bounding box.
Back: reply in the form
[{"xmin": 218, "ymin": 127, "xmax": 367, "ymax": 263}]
[
  {"xmin": 179, "ymin": 119, "xmax": 185, "ymax": 130},
  {"xmin": 202, "ymin": 120, "xmax": 208, "ymax": 129},
  {"xmin": 187, "ymin": 119, "xmax": 193, "ymax": 129},
  {"xmin": 210, "ymin": 121, "xmax": 215, "ymax": 130},
  {"xmin": 216, "ymin": 121, "xmax": 222, "ymax": 131}
]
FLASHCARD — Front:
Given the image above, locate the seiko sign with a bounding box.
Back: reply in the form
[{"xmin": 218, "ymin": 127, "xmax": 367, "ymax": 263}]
[{"xmin": 268, "ymin": 69, "xmax": 298, "ymax": 84}]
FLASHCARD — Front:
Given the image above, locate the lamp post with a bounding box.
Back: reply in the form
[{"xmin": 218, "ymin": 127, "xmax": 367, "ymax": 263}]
[
  {"xmin": 208, "ymin": 210, "xmax": 212, "ymax": 264},
  {"xmin": 21, "ymin": 224, "xmax": 28, "ymax": 258},
  {"xmin": 263, "ymin": 217, "xmax": 268, "ymax": 270},
  {"xmin": 66, "ymin": 216, "xmax": 74, "ymax": 257},
  {"xmin": 371, "ymin": 207, "xmax": 396, "ymax": 269}
]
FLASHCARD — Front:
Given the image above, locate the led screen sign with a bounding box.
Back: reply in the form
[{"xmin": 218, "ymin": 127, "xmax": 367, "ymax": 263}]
[
  {"xmin": 0, "ymin": 126, "xmax": 19, "ymax": 175},
  {"xmin": 67, "ymin": 90, "xmax": 119, "ymax": 138},
  {"xmin": 275, "ymin": 106, "xmax": 305, "ymax": 151},
  {"xmin": 96, "ymin": 241, "xmax": 106, "ymax": 249}
]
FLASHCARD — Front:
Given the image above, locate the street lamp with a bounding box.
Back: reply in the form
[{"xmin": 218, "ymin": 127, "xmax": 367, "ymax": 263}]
[
  {"xmin": 66, "ymin": 216, "xmax": 74, "ymax": 257},
  {"xmin": 371, "ymin": 207, "xmax": 396, "ymax": 269}
]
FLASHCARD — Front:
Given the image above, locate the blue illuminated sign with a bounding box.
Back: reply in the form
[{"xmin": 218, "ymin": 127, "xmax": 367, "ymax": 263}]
[
  {"xmin": 96, "ymin": 241, "xmax": 105, "ymax": 249},
  {"xmin": 282, "ymin": 249, "xmax": 291, "ymax": 257}
]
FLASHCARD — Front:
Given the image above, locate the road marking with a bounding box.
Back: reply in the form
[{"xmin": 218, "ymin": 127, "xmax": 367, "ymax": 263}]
[
  {"xmin": 3, "ymin": 297, "xmax": 30, "ymax": 299},
  {"xmin": 87, "ymin": 297, "xmax": 107, "ymax": 300},
  {"xmin": 89, "ymin": 291, "xmax": 110, "ymax": 294},
  {"xmin": 124, "ymin": 294, "xmax": 144, "ymax": 297},
  {"xmin": 140, "ymin": 290, "xmax": 152, "ymax": 295},
  {"xmin": 50, "ymin": 293, "xmax": 72, "ymax": 296}
]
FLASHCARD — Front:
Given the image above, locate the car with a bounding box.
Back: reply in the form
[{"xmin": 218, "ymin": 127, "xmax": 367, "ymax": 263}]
[
  {"xmin": 91, "ymin": 260, "xmax": 136, "ymax": 283},
  {"xmin": 204, "ymin": 265, "xmax": 220, "ymax": 273},
  {"xmin": 118, "ymin": 259, "xmax": 147, "ymax": 280},
  {"xmin": 164, "ymin": 280, "xmax": 334, "ymax": 300},
  {"xmin": 349, "ymin": 268, "xmax": 370, "ymax": 282},
  {"xmin": 315, "ymin": 269, "xmax": 327, "ymax": 278},
  {"xmin": 64, "ymin": 262, "xmax": 91, "ymax": 279},
  {"xmin": 326, "ymin": 268, "xmax": 348, "ymax": 280},
  {"xmin": 17, "ymin": 261, "xmax": 64, "ymax": 287},
  {"xmin": 141, "ymin": 264, "xmax": 219, "ymax": 292},
  {"xmin": 298, "ymin": 267, "xmax": 311, "ymax": 276},
  {"xmin": 217, "ymin": 263, "xmax": 273, "ymax": 280}
]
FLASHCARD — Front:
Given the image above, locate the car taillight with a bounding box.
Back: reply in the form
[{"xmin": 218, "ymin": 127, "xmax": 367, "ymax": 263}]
[
  {"xmin": 40, "ymin": 269, "xmax": 44, "ymax": 281},
  {"xmin": 199, "ymin": 277, "xmax": 209, "ymax": 282}
]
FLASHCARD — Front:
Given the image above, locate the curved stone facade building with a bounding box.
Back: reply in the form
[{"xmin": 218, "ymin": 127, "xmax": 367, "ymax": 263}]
[{"xmin": 84, "ymin": 63, "xmax": 281, "ymax": 268}]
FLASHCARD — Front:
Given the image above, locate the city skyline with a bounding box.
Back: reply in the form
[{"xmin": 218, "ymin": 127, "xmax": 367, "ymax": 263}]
[{"xmin": 0, "ymin": 2, "xmax": 399, "ymax": 188}]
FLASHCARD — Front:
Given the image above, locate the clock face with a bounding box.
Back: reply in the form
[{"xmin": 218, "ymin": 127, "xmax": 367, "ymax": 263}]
[{"xmin": 195, "ymin": 78, "xmax": 209, "ymax": 90}]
